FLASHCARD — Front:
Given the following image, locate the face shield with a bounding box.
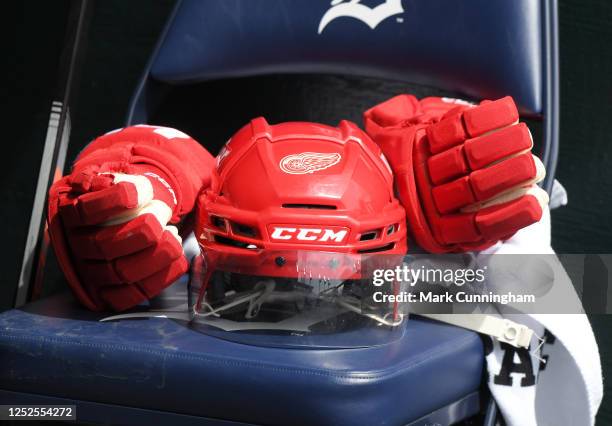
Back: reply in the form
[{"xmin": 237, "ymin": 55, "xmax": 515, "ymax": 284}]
[{"xmin": 188, "ymin": 249, "xmax": 408, "ymax": 349}]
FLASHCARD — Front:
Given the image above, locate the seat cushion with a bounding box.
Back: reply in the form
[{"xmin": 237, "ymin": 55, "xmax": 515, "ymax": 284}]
[{"xmin": 0, "ymin": 293, "xmax": 483, "ymax": 426}]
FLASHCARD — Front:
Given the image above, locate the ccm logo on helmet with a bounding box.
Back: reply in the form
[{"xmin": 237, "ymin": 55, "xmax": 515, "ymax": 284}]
[{"xmin": 269, "ymin": 225, "xmax": 349, "ymax": 243}]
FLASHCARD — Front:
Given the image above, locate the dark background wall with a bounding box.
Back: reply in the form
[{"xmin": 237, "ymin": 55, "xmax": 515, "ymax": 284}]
[{"xmin": 4, "ymin": 0, "xmax": 612, "ymax": 423}]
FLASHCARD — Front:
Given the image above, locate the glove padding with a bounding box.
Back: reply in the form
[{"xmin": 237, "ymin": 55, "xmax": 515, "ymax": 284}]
[
  {"xmin": 364, "ymin": 95, "xmax": 548, "ymax": 253},
  {"xmin": 48, "ymin": 125, "xmax": 215, "ymax": 311}
]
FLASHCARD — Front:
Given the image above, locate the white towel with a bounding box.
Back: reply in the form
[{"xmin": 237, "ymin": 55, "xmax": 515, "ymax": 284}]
[{"xmin": 479, "ymin": 205, "xmax": 603, "ymax": 425}]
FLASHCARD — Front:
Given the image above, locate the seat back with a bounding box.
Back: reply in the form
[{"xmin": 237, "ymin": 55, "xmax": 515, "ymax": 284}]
[{"xmin": 128, "ymin": 0, "xmax": 558, "ymax": 191}]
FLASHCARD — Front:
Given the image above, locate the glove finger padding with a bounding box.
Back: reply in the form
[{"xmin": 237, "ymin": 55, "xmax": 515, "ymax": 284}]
[
  {"xmin": 98, "ymin": 255, "xmax": 189, "ymax": 312},
  {"xmin": 59, "ymin": 174, "xmax": 154, "ymax": 227},
  {"xmin": 364, "ymin": 95, "xmax": 549, "ymax": 253},
  {"xmin": 67, "ymin": 214, "xmax": 174, "ymax": 261},
  {"xmin": 48, "ymin": 125, "xmax": 215, "ymax": 311}
]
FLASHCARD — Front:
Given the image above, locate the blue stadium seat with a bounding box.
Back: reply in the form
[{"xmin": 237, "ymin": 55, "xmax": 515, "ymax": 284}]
[
  {"xmin": 3, "ymin": 1, "xmax": 558, "ymax": 424},
  {"xmin": 0, "ymin": 292, "xmax": 483, "ymax": 426},
  {"xmin": 128, "ymin": 0, "xmax": 559, "ymax": 193}
]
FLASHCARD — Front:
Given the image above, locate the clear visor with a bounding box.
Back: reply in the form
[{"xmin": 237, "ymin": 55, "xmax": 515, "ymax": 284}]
[{"xmin": 188, "ymin": 251, "xmax": 408, "ymax": 349}]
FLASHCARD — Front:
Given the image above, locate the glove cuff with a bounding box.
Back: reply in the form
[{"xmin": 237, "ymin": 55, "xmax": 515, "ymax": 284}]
[{"xmin": 73, "ymin": 126, "xmax": 215, "ymax": 223}]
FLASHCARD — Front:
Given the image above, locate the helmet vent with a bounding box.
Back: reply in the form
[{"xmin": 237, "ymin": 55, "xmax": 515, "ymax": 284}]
[
  {"xmin": 359, "ymin": 231, "xmax": 379, "ymax": 241},
  {"xmin": 211, "ymin": 215, "xmax": 227, "ymax": 230},
  {"xmin": 214, "ymin": 235, "xmax": 259, "ymax": 249},
  {"xmin": 231, "ymin": 222, "xmax": 258, "ymax": 238},
  {"xmin": 357, "ymin": 243, "xmax": 395, "ymax": 254},
  {"xmin": 387, "ymin": 224, "xmax": 397, "ymax": 235},
  {"xmin": 282, "ymin": 203, "xmax": 337, "ymax": 210}
]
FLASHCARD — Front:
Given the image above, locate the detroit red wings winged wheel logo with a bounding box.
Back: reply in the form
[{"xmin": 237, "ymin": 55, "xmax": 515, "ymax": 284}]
[{"xmin": 279, "ymin": 152, "xmax": 342, "ymax": 174}]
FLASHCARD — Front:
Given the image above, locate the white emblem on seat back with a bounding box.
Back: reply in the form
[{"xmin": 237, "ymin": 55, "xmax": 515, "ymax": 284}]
[
  {"xmin": 318, "ymin": 0, "xmax": 404, "ymax": 34},
  {"xmin": 279, "ymin": 152, "xmax": 342, "ymax": 174}
]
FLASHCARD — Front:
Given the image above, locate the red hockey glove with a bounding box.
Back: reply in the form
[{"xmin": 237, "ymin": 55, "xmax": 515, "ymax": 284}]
[
  {"xmin": 364, "ymin": 95, "xmax": 548, "ymax": 253},
  {"xmin": 48, "ymin": 125, "xmax": 215, "ymax": 311}
]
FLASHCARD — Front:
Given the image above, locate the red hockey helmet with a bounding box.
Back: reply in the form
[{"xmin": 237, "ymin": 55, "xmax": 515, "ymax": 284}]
[{"xmin": 190, "ymin": 118, "xmax": 407, "ymax": 347}]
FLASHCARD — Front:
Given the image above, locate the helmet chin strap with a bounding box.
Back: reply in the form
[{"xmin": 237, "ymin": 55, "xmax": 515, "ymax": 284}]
[
  {"xmin": 101, "ymin": 278, "xmax": 406, "ymax": 329},
  {"xmin": 333, "ymin": 297, "xmax": 405, "ymax": 327},
  {"xmin": 245, "ymin": 280, "xmax": 276, "ymax": 319},
  {"xmin": 197, "ymin": 279, "xmax": 406, "ymax": 327},
  {"xmin": 100, "ymin": 279, "xmax": 536, "ymax": 351},
  {"xmin": 195, "ymin": 281, "xmax": 274, "ymax": 319}
]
